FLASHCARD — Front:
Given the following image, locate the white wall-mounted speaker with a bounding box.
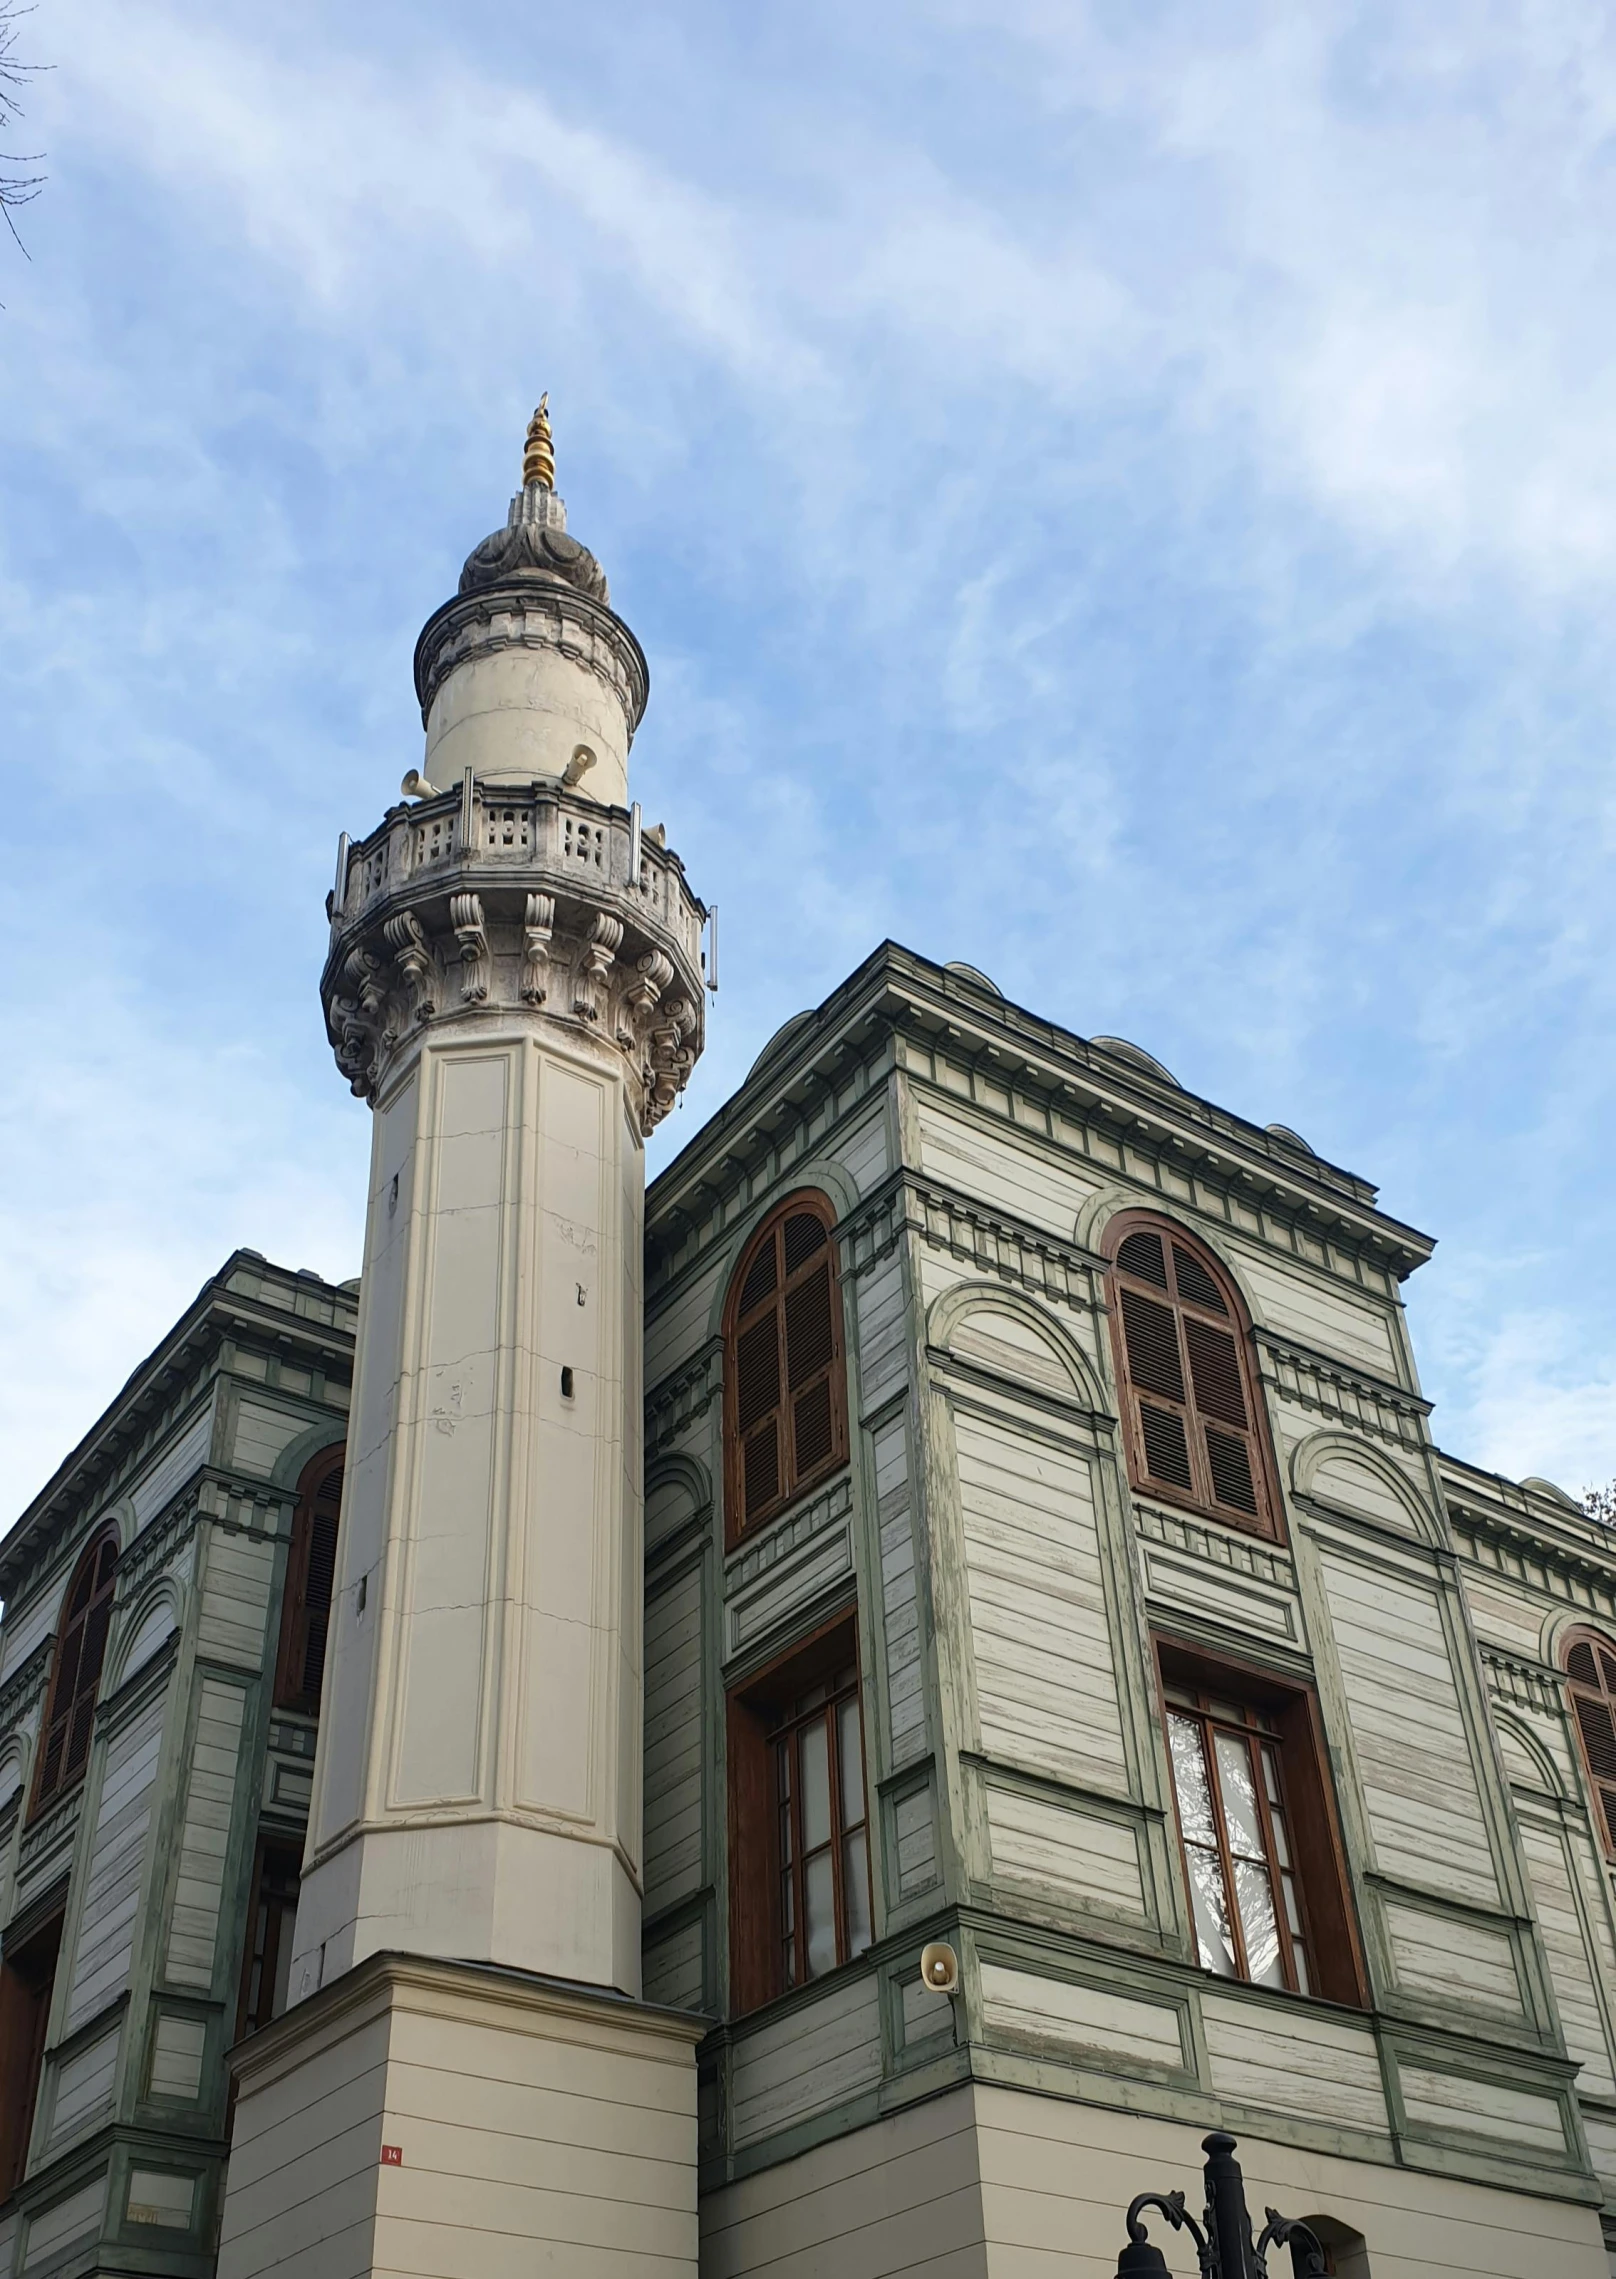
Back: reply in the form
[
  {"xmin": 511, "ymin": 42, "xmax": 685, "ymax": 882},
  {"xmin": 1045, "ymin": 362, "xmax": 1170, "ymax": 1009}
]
[{"xmin": 919, "ymin": 1941, "xmax": 960, "ymax": 1996}]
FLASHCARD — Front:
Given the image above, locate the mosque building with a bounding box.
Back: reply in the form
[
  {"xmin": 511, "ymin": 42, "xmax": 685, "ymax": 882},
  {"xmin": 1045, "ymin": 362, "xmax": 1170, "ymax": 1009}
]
[{"xmin": 0, "ymin": 406, "xmax": 1613, "ymax": 2278}]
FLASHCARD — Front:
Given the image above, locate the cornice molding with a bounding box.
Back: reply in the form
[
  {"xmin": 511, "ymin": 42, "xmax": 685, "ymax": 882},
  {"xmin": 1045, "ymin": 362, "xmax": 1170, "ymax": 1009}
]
[
  {"xmin": 1450, "ymin": 1503, "xmax": 1616, "ymax": 1614},
  {"xmin": 0, "ymin": 1257, "xmax": 356, "ymax": 1599},
  {"xmin": 649, "ymin": 944, "xmax": 1434, "ymax": 1280}
]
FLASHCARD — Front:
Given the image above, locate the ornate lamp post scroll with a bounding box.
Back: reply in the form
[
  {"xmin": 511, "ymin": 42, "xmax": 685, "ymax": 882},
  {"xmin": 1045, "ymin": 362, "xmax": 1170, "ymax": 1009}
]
[{"xmin": 1116, "ymin": 2134, "xmax": 1329, "ymax": 2279}]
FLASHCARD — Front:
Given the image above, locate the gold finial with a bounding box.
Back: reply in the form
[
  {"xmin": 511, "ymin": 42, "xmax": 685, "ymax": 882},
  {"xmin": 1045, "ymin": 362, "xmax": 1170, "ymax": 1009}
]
[{"xmin": 522, "ymin": 393, "xmax": 555, "ymax": 490}]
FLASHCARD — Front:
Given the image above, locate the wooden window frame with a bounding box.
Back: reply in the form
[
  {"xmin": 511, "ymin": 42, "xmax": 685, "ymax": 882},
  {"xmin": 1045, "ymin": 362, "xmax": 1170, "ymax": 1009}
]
[
  {"xmin": 722, "ymin": 1191, "xmax": 849, "ymax": 1551},
  {"xmin": 234, "ymin": 1839, "xmax": 302, "ymax": 2041},
  {"xmin": 0, "ymin": 1893, "xmax": 64, "ymax": 2198},
  {"xmin": 726, "ymin": 1610, "xmax": 873, "ymax": 2017},
  {"xmin": 1104, "ymin": 1211, "xmax": 1283, "ymax": 1541},
  {"xmin": 1153, "ymin": 1636, "xmax": 1366, "ymax": 2009},
  {"xmin": 273, "ymin": 1445, "xmax": 345, "ymax": 1715},
  {"xmin": 28, "ymin": 1526, "xmax": 119, "ymax": 1822},
  {"xmin": 1562, "ymin": 1627, "xmax": 1616, "ymax": 1858}
]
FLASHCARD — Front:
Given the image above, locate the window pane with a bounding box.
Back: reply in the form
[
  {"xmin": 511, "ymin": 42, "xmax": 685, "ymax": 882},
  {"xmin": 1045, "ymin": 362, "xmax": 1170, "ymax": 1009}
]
[
  {"xmin": 1233, "ymin": 1856, "xmax": 1284, "ymax": 1986},
  {"xmin": 1169, "ymin": 1715, "xmax": 1216, "ymax": 1846},
  {"xmin": 804, "ymin": 1851, "xmax": 836, "ymax": 1978},
  {"xmin": 801, "ymin": 1718, "xmax": 832, "ymax": 1852},
  {"xmin": 1186, "ymin": 1843, "xmax": 1238, "ymax": 1975},
  {"xmin": 1290, "ymin": 1939, "xmax": 1311, "ymax": 1996},
  {"xmin": 1213, "ymin": 1731, "xmax": 1265, "ymax": 1862},
  {"xmin": 838, "ymin": 1697, "xmax": 865, "ymax": 1830},
  {"xmin": 1280, "ymin": 1869, "xmax": 1303, "ymax": 1938},
  {"xmin": 843, "ymin": 1828, "xmax": 871, "ymax": 1957}
]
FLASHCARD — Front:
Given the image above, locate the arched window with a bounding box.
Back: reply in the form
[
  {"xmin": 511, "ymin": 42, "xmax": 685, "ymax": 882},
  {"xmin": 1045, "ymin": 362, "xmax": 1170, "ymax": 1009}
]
[
  {"xmin": 1104, "ymin": 1214, "xmax": 1279, "ymax": 1538},
  {"xmin": 31, "ymin": 1527, "xmax": 118, "ymax": 1816},
  {"xmin": 274, "ymin": 1446, "xmax": 344, "ymax": 1714},
  {"xmin": 1563, "ymin": 1629, "xmax": 1616, "ymax": 1855},
  {"xmin": 723, "ymin": 1192, "xmax": 847, "ymax": 1548}
]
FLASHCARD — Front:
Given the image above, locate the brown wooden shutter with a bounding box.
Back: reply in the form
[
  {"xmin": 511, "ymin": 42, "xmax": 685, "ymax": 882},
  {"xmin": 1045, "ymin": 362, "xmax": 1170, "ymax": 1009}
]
[
  {"xmin": 1108, "ymin": 1217, "xmax": 1276, "ymax": 1538},
  {"xmin": 31, "ymin": 1530, "xmax": 118, "ymax": 1817},
  {"xmin": 275, "ymin": 1449, "xmax": 345, "ymax": 1714},
  {"xmin": 725, "ymin": 1196, "xmax": 847, "ymax": 1547},
  {"xmin": 1565, "ymin": 1630, "xmax": 1616, "ymax": 1855}
]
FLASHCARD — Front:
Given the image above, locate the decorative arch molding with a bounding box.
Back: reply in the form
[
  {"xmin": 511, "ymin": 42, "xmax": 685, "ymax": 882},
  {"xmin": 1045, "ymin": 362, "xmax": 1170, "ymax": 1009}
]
[
  {"xmin": 270, "ymin": 1421, "xmax": 350, "ymax": 1496},
  {"xmin": 1540, "ymin": 1604, "xmax": 1615, "ymax": 1675},
  {"xmin": 926, "ymin": 1279, "xmax": 1113, "ymax": 1417},
  {"xmin": 700, "ymin": 1161, "xmax": 864, "ymax": 1345},
  {"xmin": 0, "ymin": 1732, "xmax": 30, "ymax": 1816},
  {"xmin": 89, "ymin": 1497, "xmax": 140, "ymax": 1555},
  {"xmin": 107, "ymin": 1574, "xmax": 185, "ymax": 1693},
  {"xmin": 1491, "ymin": 1704, "xmax": 1567, "ymax": 1800},
  {"xmin": 1075, "ymin": 1190, "xmax": 1274, "ymax": 1332},
  {"xmin": 646, "ymin": 1450, "xmax": 713, "ymax": 1557},
  {"xmin": 646, "ymin": 1449, "xmax": 712, "ymax": 1514},
  {"xmin": 1290, "ymin": 1429, "xmax": 1443, "ymax": 1549}
]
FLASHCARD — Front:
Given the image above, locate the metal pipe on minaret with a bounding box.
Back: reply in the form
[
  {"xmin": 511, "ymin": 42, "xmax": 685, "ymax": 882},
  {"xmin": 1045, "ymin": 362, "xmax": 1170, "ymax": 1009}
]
[{"xmin": 218, "ymin": 405, "xmax": 708, "ymax": 2279}]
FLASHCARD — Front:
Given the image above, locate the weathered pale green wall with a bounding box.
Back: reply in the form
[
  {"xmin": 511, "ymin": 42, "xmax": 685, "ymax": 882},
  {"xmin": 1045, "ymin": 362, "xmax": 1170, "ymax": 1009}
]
[{"xmin": 643, "ymin": 946, "xmax": 1610, "ymax": 2262}]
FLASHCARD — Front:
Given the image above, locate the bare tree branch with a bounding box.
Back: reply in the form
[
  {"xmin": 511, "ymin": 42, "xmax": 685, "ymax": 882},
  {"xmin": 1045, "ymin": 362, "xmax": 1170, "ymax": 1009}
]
[
  {"xmin": 1584, "ymin": 1480, "xmax": 1616, "ymax": 1527},
  {"xmin": 0, "ymin": 0, "xmax": 46, "ymax": 255}
]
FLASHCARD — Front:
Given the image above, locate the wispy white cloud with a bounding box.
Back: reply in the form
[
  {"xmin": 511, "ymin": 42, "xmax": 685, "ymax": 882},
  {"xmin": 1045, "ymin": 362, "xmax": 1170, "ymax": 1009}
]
[{"xmin": 1, "ymin": 0, "xmax": 1613, "ymax": 1504}]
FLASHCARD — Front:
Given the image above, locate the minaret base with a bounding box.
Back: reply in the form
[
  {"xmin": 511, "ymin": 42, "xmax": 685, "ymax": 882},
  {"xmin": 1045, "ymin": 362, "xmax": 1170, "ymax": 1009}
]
[{"xmin": 219, "ymin": 1954, "xmax": 702, "ymax": 2279}]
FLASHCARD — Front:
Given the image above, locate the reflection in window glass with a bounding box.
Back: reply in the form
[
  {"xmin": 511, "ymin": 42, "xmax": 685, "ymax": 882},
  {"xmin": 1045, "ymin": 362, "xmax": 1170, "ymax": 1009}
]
[
  {"xmin": 771, "ymin": 1664, "xmax": 873, "ymax": 1988},
  {"xmin": 1166, "ymin": 1692, "xmax": 1309, "ymax": 1995}
]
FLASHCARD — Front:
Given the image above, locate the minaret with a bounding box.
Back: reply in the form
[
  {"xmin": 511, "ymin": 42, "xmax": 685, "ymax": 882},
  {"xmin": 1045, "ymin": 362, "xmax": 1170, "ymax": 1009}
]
[{"xmin": 218, "ymin": 409, "xmax": 707, "ymax": 2279}]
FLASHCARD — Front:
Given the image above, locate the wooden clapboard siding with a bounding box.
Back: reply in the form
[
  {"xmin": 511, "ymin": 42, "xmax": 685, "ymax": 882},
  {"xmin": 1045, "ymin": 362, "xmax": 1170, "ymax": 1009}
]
[
  {"xmin": 915, "ymin": 1102, "xmax": 1099, "ymax": 1238},
  {"xmin": 164, "ymin": 1678, "xmax": 248, "ymax": 1989},
  {"xmin": 1463, "ymin": 1577, "xmax": 1550, "ymax": 1657},
  {"xmin": 645, "ymin": 1261, "xmax": 724, "ymax": 1395},
  {"xmin": 979, "ymin": 1962, "xmax": 1184, "ymax": 2073},
  {"xmin": 128, "ymin": 1405, "xmax": 213, "ymax": 1527},
  {"xmin": 1582, "ymin": 2106, "xmax": 1616, "ymax": 2200},
  {"xmin": 956, "ymin": 1413, "xmax": 1126, "ymax": 1793},
  {"xmin": 730, "ymin": 1972, "xmax": 882, "ymax": 2149},
  {"xmin": 893, "ymin": 1781, "xmax": 939, "ymax": 1901},
  {"xmin": 21, "ymin": 2175, "xmax": 105, "ymax": 2271},
  {"xmin": 0, "ymin": 1580, "xmax": 67, "ymax": 1684},
  {"xmin": 1398, "ymin": 2062, "xmax": 1567, "ymax": 2156},
  {"xmin": 199, "ymin": 1530, "xmax": 275, "ymax": 1669},
  {"xmin": 1519, "ymin": 1819, "xmax": 1616, "ymax": 2097},
  {"xmin": 643, "ymin": 1916, "xmax": 704, "ymax": 2013},
  {"xmin": 148, "ymin": 2013, "xmax": 208, "ymax": 2102},
  {"xmin": 644, "ymin": 1564, "xmax": 704, "ymax": 1916},
  {"xmin": 984, "ymin": 1782, "xmax": 1145, "ymax": 1918},
  {"xmin": 1320, "ymin": 1550, "xmax": 1499, "ymax": 1904},
  {"xmin": 1202, "ymin": 1992, "xmax": 1387, "ymax": 2133},
  {"xmin": 854, "ymin": 1253, "xmax": 908, "ymax": 1410},
  {"xmin": 47, "ymin": 2018, "xmax": 121, "ymax": 2145},
  {"xmin": 874, "ymin": 1413, "xmax": 926, "ymax": 1769},
  {"xmin": 1238, "ymin": 1254, "xmax": 1400, "ymax": 1379},
  {"xmin": 1383, "ymin": 1901, "xmax": 1525, "ymax": 2016},
  {"xmin": 831, "ymin": 1111, "xmax": 889, "ymax": 1197},
  {"xmin": 62, "ymin": 1691, "xmax": 166, "ymax": 2034},
  {"xmin": 230, "ymin": 1398, "xmax": 309, "ymax": 1480}
]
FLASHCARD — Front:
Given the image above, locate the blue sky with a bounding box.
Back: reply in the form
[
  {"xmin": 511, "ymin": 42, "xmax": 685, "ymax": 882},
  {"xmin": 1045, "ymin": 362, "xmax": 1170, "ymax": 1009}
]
[{"xmin": 3, "ymin": 0, "xmax": 1613, "ymax": 1511}]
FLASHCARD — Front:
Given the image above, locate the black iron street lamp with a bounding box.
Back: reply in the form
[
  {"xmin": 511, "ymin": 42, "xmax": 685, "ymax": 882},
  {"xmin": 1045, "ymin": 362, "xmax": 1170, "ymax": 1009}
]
[{"xmin": 1116, "ymin": 2132, "xmax": 1328, "ymax": 2279}]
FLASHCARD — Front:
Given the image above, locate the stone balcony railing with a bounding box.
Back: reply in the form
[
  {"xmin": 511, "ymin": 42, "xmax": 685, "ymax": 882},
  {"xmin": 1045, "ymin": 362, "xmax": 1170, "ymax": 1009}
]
[{"xmin": 322, "ymin": 778, "xmax": 708, "ymax": 1131}]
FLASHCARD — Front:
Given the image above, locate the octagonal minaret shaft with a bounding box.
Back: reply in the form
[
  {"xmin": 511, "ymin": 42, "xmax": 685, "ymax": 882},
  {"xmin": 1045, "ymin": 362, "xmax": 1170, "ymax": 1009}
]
[{"xmin": 289, "ymin": 409, "xmax": 705, "ymax": 2000}]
